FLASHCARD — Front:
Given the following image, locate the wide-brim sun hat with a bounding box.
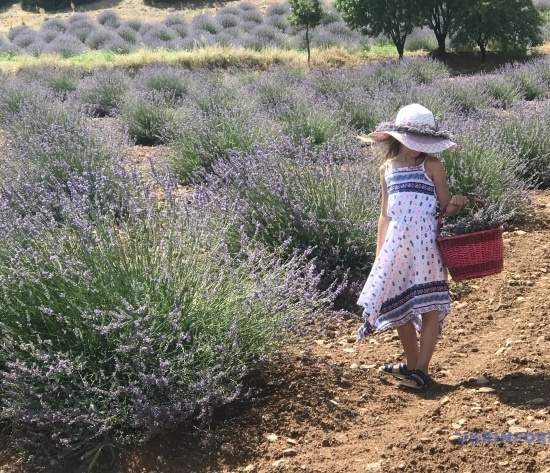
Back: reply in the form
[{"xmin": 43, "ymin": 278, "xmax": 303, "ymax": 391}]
[{"xmin": 357, "ymin": 103, "xmax": 457, "ymax": 154}]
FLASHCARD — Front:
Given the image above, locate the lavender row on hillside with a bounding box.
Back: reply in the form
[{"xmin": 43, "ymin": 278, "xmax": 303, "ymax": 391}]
[{"xmin": 0, "ymin": 2, "xmax": 368, "ymax": 56}]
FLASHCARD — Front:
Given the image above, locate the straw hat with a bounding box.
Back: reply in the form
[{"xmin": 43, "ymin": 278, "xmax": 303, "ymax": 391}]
[{"xmin": 357, "ymin": 103, "xmax": 457, "ymax": 154}]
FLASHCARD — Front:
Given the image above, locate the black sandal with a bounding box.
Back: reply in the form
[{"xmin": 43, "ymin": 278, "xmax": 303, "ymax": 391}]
[
  {"xmin": 398, "ymin": 369, "xmax": 431, "ymax": 391},
  {"xmin": 378, "ymin": 362, "xmax": 411, "ymax": 380}
]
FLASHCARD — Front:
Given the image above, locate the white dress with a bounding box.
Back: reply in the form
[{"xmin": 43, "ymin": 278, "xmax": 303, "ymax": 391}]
[{"xmin": 356, "ymin": 157, "xmax": 451, "ymax": 339}]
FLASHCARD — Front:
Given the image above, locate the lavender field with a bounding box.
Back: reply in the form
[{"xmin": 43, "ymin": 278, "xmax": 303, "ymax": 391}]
[
  {"xmin": 0, "ymin": 2, "xmax": 372, "ymax": 57},
  {"xmin": 0, "ymin": 54, "xmax": 549, "ymax": 471}
]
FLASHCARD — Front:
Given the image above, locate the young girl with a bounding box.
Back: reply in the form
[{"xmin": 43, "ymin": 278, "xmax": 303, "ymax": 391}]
[{"xmin": 356, "ymin": 103, "xmax": 468, "ymax": 391}]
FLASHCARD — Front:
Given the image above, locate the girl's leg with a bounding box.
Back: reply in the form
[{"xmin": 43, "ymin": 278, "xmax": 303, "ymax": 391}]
[
  {"xmin": 397, "ymin": 321, "xmax": 419, "ymax": 370},
  {"xmin": 416, "ymin": 310, "xmax": 439, "ymax": 373}
]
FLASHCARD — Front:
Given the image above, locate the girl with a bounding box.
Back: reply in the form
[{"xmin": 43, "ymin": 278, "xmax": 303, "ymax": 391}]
[{"xmin": 356, "ymin": 103, "xmax": 468, "ymax": 391}]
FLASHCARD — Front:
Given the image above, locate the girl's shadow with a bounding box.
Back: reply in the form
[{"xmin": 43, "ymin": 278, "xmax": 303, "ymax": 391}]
[{"xmin": 405, "ymin": 372, "xmax": 549, "ymax": 409}]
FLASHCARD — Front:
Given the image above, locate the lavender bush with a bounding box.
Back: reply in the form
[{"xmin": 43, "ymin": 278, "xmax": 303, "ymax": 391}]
[
  {"xmin": 496, "ymin": 102, "xmax": 550, "ymax": 188},
  {"xmin": 2, "ymin": 99, "xmax": 124, "ymax": 203},
  {"xmin": 479, "ymin": 74, "xmax": 523, "ymax": 109},
  {"xmin": 196, "ymin": 136, "xmax": 378, "ymax": 304},
  {"xmin": 77, "ymin": 69, "xmax": 129, "ymax": 117},
  {"xmin": 0, "ymin": 181, "xmax": 339, "ymax": 469},
  {"xmin": 438, "ymin": 113, "xmax": 532, "ymax": 235},
  {"xmin": 168, "ymin": 100, "xmax": 270, "ymax": 183},
  {"xmin": 121, "ymin": 91, "xmax": 178, "ymax": 145},
  {"xmin": 137, "ymin": 66, "xmax": 189, "ymax": 102},
  {"xmin": 501, "ymin": 61, "xmax": 547, "ymax": 101}
]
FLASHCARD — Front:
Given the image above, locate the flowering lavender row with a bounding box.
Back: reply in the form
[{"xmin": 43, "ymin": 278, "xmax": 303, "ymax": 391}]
[
  {"xmin": 0, "ymin": 79, "xmax": 344, "ymax": 468},
  {"xmin": 0, "ymin": 2, "xmax": 367, "ymax": 57}
]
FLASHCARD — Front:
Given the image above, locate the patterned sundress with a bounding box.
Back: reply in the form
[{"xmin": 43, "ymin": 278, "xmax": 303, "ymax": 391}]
[{"xmin": 356, "ymin": 156, "xmax": 451, "ymax": 339}]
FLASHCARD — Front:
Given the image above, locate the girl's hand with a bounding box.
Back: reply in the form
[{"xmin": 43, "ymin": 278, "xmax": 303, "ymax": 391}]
[{"xmin": 447, "ymin": 195, "xmax": 469, "ymax": 209}]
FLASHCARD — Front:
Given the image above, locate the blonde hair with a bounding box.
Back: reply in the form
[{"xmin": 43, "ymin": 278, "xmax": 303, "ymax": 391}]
[
  {"xmin": 370, "ymin": 136, "xmax": 401, "ymax": 163},
  {"xmin": 374, "ymin": 136, "xmax": 427, "ymax": 165}
]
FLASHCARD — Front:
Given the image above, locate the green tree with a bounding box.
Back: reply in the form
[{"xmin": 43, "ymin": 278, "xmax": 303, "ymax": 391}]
[
  {"xmin": 419, "ymin": 0, "xmax": 459, "ymax": 55},
  {"xmin": 452, "ymin": 0, "xmax": 543, "ymax": 62},
  {"xmin": 289, "ymin": 0, "xmax": 324, "ymax": 67},
  {"xmin": 335, "ymin": 0, "xmax": 424, "ymax": 59}
]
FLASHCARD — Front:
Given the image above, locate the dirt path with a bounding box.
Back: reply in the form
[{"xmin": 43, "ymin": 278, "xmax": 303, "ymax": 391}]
[{"xmin": 121, "ymin": 190, "xmax": 550, "ymax": 473}]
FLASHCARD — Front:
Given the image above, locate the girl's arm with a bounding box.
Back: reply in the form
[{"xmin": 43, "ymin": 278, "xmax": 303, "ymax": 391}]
[
  {"xmin": 425, "ymin": 156, "xmax": 468, "ymax": 217},
  {"xmin": 376, "ymin": 164, "xmax": 392, "ymax": 258}
]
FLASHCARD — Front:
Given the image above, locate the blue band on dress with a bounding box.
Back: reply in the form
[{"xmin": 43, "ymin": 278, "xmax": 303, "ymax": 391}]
[{"xmin": 387, "ymin": 182, "xmax": 435, "ymax": 196}]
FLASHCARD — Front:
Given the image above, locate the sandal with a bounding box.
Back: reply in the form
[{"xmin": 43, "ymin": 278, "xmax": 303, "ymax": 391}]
[
  {"xmin": 398, "ymin": 369, "xmax": 431, "ymax": 391},
  {"xmin": 378, "ymin": 362, "xmax": 411, "ymax": 380}
]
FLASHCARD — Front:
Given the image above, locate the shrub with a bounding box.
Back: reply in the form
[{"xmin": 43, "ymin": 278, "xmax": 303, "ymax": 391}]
[
  {"xmin": 439, "ymin": 79, "xmax": 494, "ymax": 114},
  {"xmin": 479, "ymin": 75, "xmax": 522, "ymax": 109},
  {"xmin": 85, "ymin": 27, "xmax": 115, "ymax": 50},
  {"xmin": 121, "ymin": 92, "xmax": 177, "ymax": 145},
  {"xmin": 248, "ymin": 24, "xmax": 287, "ymax": 49},
  {"xmin": 138, "ymin": 66, "xmax": 189, "ymax": 101},
  {"xmin": 531, "ymin": 58, "xmax": 550, "ymax": 88},
  {"xmin": 11, "ymin": 31, "xmax": 37, "ymax": 49},
  {"xmin": 399, "ymin": 57, "xmax": 450, "ymax": 85},
  {"xmin": 280, "ymin": 99, "xmax": 345, "ymax": 145},
  {"xmin": 45, "ymin": 34, "xmax": 88, "ymax": 57},
  {"xmin": 78, "ymin": 70, "xmax": 129, "ymax": 117},
  {"xmin": 67, "ymin": 19, "xmax": 96, "ymax": 42},
  {"xmin": 216, "ymin": 13, "xmax": 241, "ymax": 28},
  {"xmin": 266, "ymin": 2, "xmax": 291, "ymax": 16},
  {"xmin": 496, "ymin": 104, "xmax": 550, "ymax": 188},
  {"xmin": 46, "ymin": 72, "xmax": 80, "ymax": 97},
  {"xmin": 405, "ymin": 27, "xmax": 438, "ymax": 51},
  {"xmin": 240, "ymin": 8, "xmax": 264, "ymax": 24},
  {"xmin": 0, "ymin": 185, "xmax": 337, "ymax": 469},
  {"xmin": 1, "ymin": 99, "xmax": 123, "ymax": 202},
  {"xmin": 142, "ymin": 25, "xmax": 178, "ymax": 49},
  {"xmin": 265, "ymin": 14, "xmax": 290, "ymax": 31},
  {"xmin": 218, "ymin": 5, "xmax": 241, "ymax": 15},
  {"xmin": 97, "ymin": 9, "xmax": 120, "ymax": 29},
  {"xmin": 40, "ymin": 17, "xmax": 67, "ymax": 33},
  {"xmin": 196, "ymin": 137, "xmax": 379, "ymax": 300},
  {"xmin": 163, "ymin": 14, "xmax": 186, "ymax": 27},
  {"xmin": 252, "ymin": 70, "xmax": 301, "ymax": 109},
  {"xmin": 502, "ymin": 62, "xmax": 547, "ymax": 101},
  {"xmin": 168, "ymin": 102, "xmax": 268, "ymax": 183},
  {"xmin": 170, "ymin": 23, "xmax": 189, "ymax": 38},
  {"xmin": 0, "ymin": 79, "xmax": 43, "ymax": 124},
  {"xmin": 439, "ymin": 114, "xmax": 531, "ymax": 234},
  {"xmin": 116, "ymin": 25, "xmax": 139, "ymax": 44},
  {"xmin": 340, "ymin": 88, "xmax": 398, "ymax": 132},
  {"xmin": 7, "ymin": 25, "xmax": 33, "ymax": 41},
  {"xmin": 122, "ymin": 18, "xmax": 144, "ymax": 32},
  {"xmin": 238, "ymin": 1, "xmax": 258, "ymax": 11},
  {"xmin": 40, "ymin": 28, "xmax": 59, "ymax": 43},
  {"xmin": 105, "ymin": 37, "xmax": 133, "ymax": 54},
  {"xmin": 407, "ymin": 85, "xmax": 454, "ymax": 119},
  {"xmin": 214, "ymin": 31, "xmax": 238, "ymax": 47},
  {"xmin": 191, "ymin": 14, "xmax": 222, "ymax": 34}
]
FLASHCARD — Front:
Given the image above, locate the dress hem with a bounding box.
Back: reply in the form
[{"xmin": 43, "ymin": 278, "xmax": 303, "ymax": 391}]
[{"xmin": 357, "ymin": 303, "xmax": 450, "ymax": 340}]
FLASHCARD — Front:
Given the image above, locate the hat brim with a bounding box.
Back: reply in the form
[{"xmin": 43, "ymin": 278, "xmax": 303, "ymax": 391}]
[{"xmin": 368, "ymin": 130, "xmax": 457, "ymax": 153}]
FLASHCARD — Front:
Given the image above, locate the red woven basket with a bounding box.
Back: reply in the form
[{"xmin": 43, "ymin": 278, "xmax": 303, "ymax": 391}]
[{"xmin": 436, "ymin": 226, "xmax": 504, "ymax": 281}]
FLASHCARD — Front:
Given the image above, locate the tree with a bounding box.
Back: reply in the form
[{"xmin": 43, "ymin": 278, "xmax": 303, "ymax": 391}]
[
  {"xmin": 288, "ymin": 0, "xmax": 324, "ymax": 67},
  {"xmin": 419, "ymin": 0, "xmax": 459, "ymax": 55},
  {"xmin": 452, "ymin": 0, "xmax": 543, "ymax": 62},
  {"xmin": 335, "ymin": 0, "xmax": 424, "ymax": 59}
]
